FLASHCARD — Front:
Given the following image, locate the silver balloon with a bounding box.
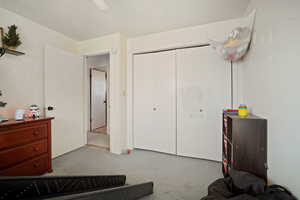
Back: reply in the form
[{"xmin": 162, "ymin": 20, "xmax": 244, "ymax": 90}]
[{"xmin": 210, "ymin": 27, "xmax": 252, "ymax": 62}]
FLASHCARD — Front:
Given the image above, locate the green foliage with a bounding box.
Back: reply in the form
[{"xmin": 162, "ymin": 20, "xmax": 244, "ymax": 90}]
[
  {"xmin": 0, "ymin": 91, "xmax": 6, "ymax": 107},
  {"xmin": 3, "ymin": 24, "xmax": 22, "ymax": 47}
]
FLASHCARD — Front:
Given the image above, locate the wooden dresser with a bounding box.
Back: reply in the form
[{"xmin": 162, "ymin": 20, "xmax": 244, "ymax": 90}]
[
  {"xmin": 0, "ymin": 117, "xmax": 54, "ymax": 176},
  {"xmin": 222, "ymin": 113, "xmax": 267, "ymax": 181}
]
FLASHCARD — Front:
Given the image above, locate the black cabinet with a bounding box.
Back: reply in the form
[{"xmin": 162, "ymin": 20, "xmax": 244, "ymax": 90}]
[{"xmin": 222, "ymin": 113, "xmax": 268, "ymax": 181}]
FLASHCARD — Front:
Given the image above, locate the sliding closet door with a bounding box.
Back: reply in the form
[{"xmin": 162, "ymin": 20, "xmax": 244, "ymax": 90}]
[
  {"xmin": 177, "ymin": 46, "xmax": 231, "ymax": 161},
  {"xmin": 133, "ymin": 51, "xmax": 176, "ymax": 154}
]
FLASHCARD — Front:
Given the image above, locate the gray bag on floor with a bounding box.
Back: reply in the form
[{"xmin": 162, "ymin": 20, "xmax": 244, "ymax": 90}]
[
  {"xmin": 229, "ymin": 169, "xmax": 266, "ymax": 196},
  {"xmin": 201, "ymin": 194, "xmax": 258, "ymax": 200},
  {"xmin": 201, "ymin": 169, "xmax": 266, "ymax": 200},
  {"xmin": 201, "ymin": 195, "xmax": 227, "ymax": 200},
  {"xmin": 208, "ymin": 177, "xmax": 234, "ymax": 198},
  {"xmin": 230, "ymin": 194, "xmax": 258, "ymax": 200},
  {"xmin": 256, "ymin": 185, "xmax": 297, "ymax": 200}
]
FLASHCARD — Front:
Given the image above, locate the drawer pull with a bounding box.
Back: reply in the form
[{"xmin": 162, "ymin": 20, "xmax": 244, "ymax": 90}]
[
  {"xmin": 33, "ymin": 147, "xmax": 39, "ymax": 152},
  {"xmin": 33, "ymin": 163, "xmax": 39, "ymax": 168},
  {"xmin": 33, "ymin": 131, "xmax": 40, "ymax": 136}
]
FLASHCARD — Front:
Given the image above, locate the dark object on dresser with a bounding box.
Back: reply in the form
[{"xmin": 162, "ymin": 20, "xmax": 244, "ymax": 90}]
[
  {"xmin": 0, "ymin": 117, "xmax": 54, "ymax": 176},
  {"xmin": 222, "ymin": 114, "xmax": 267, "ymax": 181},
  {"xmin": 0, "ymin": 175, "xmax": 154, "ymax": 200}
]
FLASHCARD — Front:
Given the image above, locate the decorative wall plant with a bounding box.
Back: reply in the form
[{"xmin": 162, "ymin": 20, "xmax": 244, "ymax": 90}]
[
  {"xmin": 3, "ymin": 25, "xmax": 22, "ymax": 50},
  {"xmin": 0, "ymin": 27, "xmax": 3, "ymax": 48},
  {"xmin": 0, "ymin": 91, "xmax": 7, "ymax": 107}
]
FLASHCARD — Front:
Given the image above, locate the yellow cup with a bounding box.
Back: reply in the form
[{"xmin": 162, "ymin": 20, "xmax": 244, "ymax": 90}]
[{"xmin": 238, "ymin": 109, "xmax": 248, "ymax": 117}]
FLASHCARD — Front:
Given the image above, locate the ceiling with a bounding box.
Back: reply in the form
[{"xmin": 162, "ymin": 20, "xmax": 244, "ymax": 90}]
[{"xmin": 0, "ymin": 0, "xmax": 250, "ymax": 41}]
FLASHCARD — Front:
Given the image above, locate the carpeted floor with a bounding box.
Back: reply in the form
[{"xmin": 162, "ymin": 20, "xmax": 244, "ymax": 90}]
[
  {"xmin": 92, "ymin": 126, "xmax": 107, "ymax": 134},
  {"xmin": 87, "ymin": 132, "xmax": 110, "ymax": 148},
  {"xmin": 51, "ymin": 146, "xmax": 222, "ymax": 200}
]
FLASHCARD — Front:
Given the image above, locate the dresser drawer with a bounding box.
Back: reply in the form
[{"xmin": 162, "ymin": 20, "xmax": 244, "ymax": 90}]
[
  {"xmin": 0, "ymin": 140, "xmax": 47, "ymax": 170},
  {"xmin": 0, "ymin": 154, "xmax": 48, "ymax": 176},
  {"xmin": 0, "ymin": 125, "xmax": 47, "ymax": 150}
]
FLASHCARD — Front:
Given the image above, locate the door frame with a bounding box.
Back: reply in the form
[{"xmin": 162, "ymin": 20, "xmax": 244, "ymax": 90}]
[
  {"xmin": 90, "ymin": 68, "xmax": 108, "ymax": 131},
  {"xmin": 83, "ymin": 50, "xmax": 112, "ymax": 152}
]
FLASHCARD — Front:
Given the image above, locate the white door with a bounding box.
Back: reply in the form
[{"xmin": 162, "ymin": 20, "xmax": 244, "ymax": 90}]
[
  {"xmin": 177, "ymin": 47, "xmax": 231, "ymax": 161},
  {"xmin": 133, "ymin": 51, "xmax": 176, "ymax": 154},
  {"xmin": 45, "ymin": 46, "xmax": 85, "ymax": 158},
  {"xmin": 91, "ymin": 70, "xmax": 106, "ymax": 130}
]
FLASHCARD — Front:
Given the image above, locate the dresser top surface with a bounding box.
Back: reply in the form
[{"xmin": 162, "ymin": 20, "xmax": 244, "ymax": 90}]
[
  {"xmin": 0, "ymin": 117, "xmax": 54, "ymax": 128},
  {"xmin": 225, "ymin": 114, "xmax": 266, "ymax": 120}
]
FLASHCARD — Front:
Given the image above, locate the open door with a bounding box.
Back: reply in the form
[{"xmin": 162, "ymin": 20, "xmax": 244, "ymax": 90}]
[
  {"xmin": 45, "ymin": 46, "xmax": 85, "ymax": 158},
  {"xmin": 91, "ymin": 69, "xmax": 107, "ymax": 131}
]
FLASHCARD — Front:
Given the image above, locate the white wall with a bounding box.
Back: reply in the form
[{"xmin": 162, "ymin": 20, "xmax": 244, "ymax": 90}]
[
  {"xmin": 120, "ymin": 34, "xmax": 128, "ymax": 152},
  {"xmin": 0, "ymin": 8, "xmax": 77, "ymax": 119},
  {"xmin": 127, "ymin": 18, "xmax": 247, "ymax": 53},
  {"xmin": 127, "ymin": 18, "xmax": 248, "ymax": 149},
  {"xmin": 0, "ymin": 8, "xmax": 127, "ymax": 154},
  {"xmin": 240, "ymin": 1, "xmax": 300, "ymax": 197},
  {"xmin": 77, "ymin": 33, "xmax": 127, "ymax": 154},
  {"xmin": 87, "ymin": 54, "xmax": 110, "ymax": 70}
]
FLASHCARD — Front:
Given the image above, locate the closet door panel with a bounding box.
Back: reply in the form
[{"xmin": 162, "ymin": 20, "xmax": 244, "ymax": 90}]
[
  {"xmin": 133, "ymin": 54, "xmax": 155, "ymax": 152},
  {"xmin": 133, "ymin": 51, "xmax": 176, "ymax": 154},
  {"xmin": 177, "ymin": 47, "xmax": 231, "ymax": 161}
]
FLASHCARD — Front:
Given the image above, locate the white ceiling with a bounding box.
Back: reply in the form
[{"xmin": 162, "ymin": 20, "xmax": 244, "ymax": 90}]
[{"xmin": 0, "ymin": 0, "xmax": 250, "ymax": 41}]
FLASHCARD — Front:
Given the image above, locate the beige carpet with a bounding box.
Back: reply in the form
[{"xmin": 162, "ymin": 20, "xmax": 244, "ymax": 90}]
[
  {"xmin": 87, "ymin": 132, "xmax": 109, "ymax": 149},
  {"xmin": 92, "ymin": 126, "xmax": 107, "ymax": 134},
  {"xmin": 52, "ymin": 147, "xmax": 222, "ymax": 200}
]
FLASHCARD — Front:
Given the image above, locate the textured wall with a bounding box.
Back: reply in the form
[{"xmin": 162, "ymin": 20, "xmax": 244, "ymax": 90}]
[{"xmin": 241, "ymin": 0, "xmax": 300, "ymax": 196}]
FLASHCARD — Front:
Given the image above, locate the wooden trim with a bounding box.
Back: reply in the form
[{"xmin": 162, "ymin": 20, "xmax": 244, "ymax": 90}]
[{"xmin": 47, "ymin": 119, "xmax": 53, "ymax": 172}]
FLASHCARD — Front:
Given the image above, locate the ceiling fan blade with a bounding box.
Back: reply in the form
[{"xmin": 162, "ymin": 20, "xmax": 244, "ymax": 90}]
[{"xmin": 93, "ymin": 0, "xmax": 109, "ymax": 11}]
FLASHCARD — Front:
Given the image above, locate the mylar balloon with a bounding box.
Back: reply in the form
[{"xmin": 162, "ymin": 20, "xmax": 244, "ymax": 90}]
[{"xmin": 210, "ymin": 27, "xmax": 252, "ymax": 62}]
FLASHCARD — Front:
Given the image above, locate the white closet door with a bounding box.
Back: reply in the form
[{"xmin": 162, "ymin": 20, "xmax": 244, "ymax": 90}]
[
  {"xmin": 177, "ymin": 46, "xmax": 231, "ymax": 161},
  {"xmin": 133, "ymin": 51, "xmax": 176, "ymax": 154}
]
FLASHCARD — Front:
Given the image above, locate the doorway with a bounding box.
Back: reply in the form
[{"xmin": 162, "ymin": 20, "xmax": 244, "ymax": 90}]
[
  {"xmin": 86, "ymin": 53, "xmax": 110, "ymax": 150},
  {"xmin": 90, "ymin": 69, "xmax": 107, "ymax": 132}
]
